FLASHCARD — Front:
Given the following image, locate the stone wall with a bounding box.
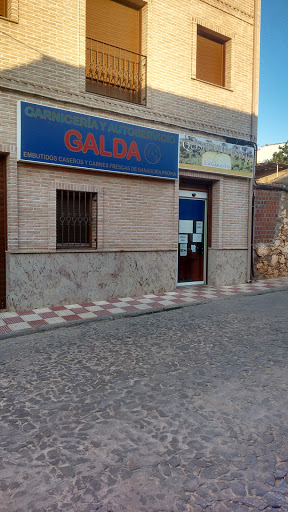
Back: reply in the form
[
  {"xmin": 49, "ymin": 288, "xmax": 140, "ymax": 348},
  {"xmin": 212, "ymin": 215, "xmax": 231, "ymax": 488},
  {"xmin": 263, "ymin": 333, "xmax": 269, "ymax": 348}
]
[
  {"xmin": 254, "ymin": 187, "xmax": 288, "ymax": 279},
  {"xmin": 6, "ymin": 250, "xmax": 177, "ymax": 310},
  {"xmin": 208, "ymin": 249, "xmax": 247, "ymax": 285}
]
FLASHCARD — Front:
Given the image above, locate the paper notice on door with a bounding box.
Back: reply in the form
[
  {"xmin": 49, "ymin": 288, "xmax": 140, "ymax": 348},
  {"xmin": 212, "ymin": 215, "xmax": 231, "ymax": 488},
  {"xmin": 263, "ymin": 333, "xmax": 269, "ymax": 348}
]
[
  {"xmin": 178, "ymin": 234, "xmax": 188, "ymax": 244},
  {"xmin": 192, "ymin": 233, "xmax": 202, "ymax": 243},
  {"xmin": 191, "ymin": 245, "xmax": 196, "ymax": 253},
  {"xmin": 196, "ymin": 221, "xmax": 203, "ymax": 234},
  {"xmin": 179, "ymin": 220, "xmax": 194, "ymax": 233},
  {"xmin": 180, "ymin": 244, "xmax": 187, "ymax": 256}
]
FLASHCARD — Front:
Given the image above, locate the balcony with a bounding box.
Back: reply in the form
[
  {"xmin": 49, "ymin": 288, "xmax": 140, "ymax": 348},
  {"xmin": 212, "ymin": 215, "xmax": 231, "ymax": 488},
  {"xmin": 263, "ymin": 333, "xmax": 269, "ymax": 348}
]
[{"xmin": 86, "ymin": 38, "xmax": 147, "ymax": 106}]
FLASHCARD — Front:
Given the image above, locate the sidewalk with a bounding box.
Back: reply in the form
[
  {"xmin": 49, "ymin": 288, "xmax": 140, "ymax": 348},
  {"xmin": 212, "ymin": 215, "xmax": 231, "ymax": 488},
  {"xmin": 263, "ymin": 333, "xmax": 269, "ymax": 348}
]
[{"xmin": 1, "ymin": 277, "xmax": 288, "ymax": 338}]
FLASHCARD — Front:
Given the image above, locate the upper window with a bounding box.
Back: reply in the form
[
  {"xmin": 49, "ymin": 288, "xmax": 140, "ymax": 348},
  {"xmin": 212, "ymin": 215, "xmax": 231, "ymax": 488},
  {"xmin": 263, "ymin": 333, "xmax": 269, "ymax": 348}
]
[
  {"xmin": 86, "ymin": 0, "xmax": 147, "ymax": 105},
  {"xmin": 0, "ymin": 0, "xmax": 19, "ymax": 22},
  {"xmin": 0, "ymin": 0, "xmax": 7, "ymax": 17},
  {"xmin": 197, "ymin": 27, "xmax": 229, "ymax": 87}
]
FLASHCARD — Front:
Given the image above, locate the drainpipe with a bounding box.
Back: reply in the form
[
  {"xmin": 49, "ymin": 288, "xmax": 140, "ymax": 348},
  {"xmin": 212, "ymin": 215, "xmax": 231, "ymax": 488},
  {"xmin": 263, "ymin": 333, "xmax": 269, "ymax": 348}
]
[
  {"xmin": 251, "ymin": 0, "xmax": 261, "ymax": 140},
  {"xmin": 247, "ymin": 0, "xmax": 261, "ymax": 282},
  {"xmin": 247, "ymin": 177, "xmax": 254, "ymax": 282}
]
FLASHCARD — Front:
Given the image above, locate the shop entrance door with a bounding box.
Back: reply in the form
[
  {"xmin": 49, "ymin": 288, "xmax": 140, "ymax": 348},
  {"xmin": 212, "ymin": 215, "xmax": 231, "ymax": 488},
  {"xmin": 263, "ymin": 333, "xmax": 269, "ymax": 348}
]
[
  {"xmin": 178, "ymin": 191, "xmax": 207, "ymax": 285},
  {"xmin": 0, "ymin": 157, "xmax": 6, "ymax": 309}
]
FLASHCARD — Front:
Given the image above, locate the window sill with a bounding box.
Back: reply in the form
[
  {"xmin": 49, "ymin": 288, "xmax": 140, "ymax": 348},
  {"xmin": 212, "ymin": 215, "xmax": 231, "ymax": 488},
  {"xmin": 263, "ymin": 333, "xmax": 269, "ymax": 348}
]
[
  {"xmin": 85, "ymin": 86, "xmax": 147, "ymax": 107},
  {"xmin": 0, "ymin": 15, "xmax": 18, "ymax": 23},
  {"xmin": 56, "ymin": 247, "xmax": 97, "ymax": 252},
  {"xmin": 192, "ymin": 77, "xmax": 233, "ymax": 92}
]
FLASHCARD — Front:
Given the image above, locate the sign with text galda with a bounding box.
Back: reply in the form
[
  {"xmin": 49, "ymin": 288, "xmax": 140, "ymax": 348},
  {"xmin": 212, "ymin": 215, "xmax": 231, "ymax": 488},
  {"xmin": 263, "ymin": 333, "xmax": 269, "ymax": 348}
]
[{"xmin": 18, "ymin": 102, "xmax": 179, "ymax": 180}]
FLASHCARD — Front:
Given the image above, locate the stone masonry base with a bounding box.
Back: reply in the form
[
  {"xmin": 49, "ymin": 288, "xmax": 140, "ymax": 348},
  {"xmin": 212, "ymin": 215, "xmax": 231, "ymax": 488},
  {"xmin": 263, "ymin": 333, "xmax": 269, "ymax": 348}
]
[
  {"xmin": 6, "ymin": 250, "xmax": 177, "ymax": 310},
  {"xmin": 207, "ymin": 248, "xmax": 248, "ymax": 286}
]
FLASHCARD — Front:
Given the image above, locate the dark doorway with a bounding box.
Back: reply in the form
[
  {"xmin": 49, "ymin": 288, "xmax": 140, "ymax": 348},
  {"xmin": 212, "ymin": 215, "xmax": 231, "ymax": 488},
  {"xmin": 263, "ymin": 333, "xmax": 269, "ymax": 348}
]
[{"xmin": 178, "ymin": 191, "xmax": 207, "ymax": 285}]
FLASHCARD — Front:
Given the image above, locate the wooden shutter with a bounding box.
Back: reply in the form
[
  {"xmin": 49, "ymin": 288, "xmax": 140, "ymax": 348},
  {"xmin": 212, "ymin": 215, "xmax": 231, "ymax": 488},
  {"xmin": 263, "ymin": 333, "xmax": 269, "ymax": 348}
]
[
  {"xmin": 86, "ymin": 0, "xmax": 140, "ymax": 54},
  {"xmin": 0, "ymin": 0, "xmax": 6, "ymax": 17},
  {"xmin": 197, "ymin": 33, "xmax": 225, "ymax": 87}
]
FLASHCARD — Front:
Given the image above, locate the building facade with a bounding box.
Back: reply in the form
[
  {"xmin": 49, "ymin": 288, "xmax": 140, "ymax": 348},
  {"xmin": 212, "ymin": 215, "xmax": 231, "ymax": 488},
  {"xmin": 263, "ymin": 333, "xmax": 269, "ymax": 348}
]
[
  {"xmin": 257, "ymin": 143, "xmax": 285, "ymax": 164},
  {"xmin": 0, "ymin": 0, "xmax": 260, "ymax": 310}
]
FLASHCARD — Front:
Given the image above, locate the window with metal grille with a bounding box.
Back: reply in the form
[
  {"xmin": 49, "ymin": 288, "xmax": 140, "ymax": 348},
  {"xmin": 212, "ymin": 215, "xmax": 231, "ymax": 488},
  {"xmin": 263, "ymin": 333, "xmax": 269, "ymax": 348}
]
[
  {"xmin": 86, "ymin": 0, "xmax": 147, "ymax": 105},
  {"xmin": 56, "ymin": 190, "xmax": 97, "ymax": 249},
  {"xmin": 196, "ymin": 27, "xmax": 229, "ymax": 87}
]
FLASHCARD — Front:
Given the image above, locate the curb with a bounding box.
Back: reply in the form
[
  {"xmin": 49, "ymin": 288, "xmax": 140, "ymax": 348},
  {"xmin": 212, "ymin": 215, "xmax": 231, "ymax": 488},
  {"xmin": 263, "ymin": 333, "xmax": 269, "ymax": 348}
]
[{"xmin": 1, "ymin": 285, "xmax": 288, "ymax": 342}]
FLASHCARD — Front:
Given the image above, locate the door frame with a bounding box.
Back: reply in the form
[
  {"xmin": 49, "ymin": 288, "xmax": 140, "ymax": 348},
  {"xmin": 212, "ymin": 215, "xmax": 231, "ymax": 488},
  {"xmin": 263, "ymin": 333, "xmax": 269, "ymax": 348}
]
[
  {"xmin": 0, "ymin": 156, "xmax": 7, "ymax": 309},
  {"xmin": 177, "ymin": 190, "xmax": 208, "ymax": 286}
]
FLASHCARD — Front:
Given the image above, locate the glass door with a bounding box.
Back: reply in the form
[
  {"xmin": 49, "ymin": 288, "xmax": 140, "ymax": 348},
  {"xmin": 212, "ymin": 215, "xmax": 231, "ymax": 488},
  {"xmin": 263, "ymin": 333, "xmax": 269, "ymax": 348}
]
[{"xmin": 177, "ymin": 191, "xmax": 207, "ymax": 285}]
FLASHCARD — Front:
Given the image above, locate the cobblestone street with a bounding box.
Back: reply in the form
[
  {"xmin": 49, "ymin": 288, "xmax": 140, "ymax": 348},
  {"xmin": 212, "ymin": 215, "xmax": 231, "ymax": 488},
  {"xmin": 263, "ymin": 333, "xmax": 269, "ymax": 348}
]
[{"xmin": 0, "ymin": 290, "xmax": 287, "ymax": 511}]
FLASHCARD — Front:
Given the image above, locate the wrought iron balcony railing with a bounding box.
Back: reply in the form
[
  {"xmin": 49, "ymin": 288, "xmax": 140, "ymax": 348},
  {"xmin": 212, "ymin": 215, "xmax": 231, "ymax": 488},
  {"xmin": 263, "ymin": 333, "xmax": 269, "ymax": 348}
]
[{"xmin": 86, "ymin": 38, "xmax": 147, "ymax": 105}]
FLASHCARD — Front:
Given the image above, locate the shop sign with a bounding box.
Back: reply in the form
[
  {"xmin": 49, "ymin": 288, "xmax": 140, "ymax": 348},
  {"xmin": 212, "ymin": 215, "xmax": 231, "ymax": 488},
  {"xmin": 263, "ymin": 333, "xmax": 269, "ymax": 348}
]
[
  {"xmin": 18, "ymin": 102, "xmax": 179, "ymax": 180},
  {"xmin": 179, "ymin": 135, "xmax": 254, "ymax": 178}
]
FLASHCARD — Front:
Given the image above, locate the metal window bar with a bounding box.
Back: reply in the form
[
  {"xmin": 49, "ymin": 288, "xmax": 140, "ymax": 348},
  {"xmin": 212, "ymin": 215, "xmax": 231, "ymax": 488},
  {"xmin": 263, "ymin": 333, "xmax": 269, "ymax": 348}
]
[
  {"xmin": 86, "ymin": 38, "xmax": 147, "ymax": 105},
  {"xmin": 56, "ymin": 190, "xmax": 96, "ymax": 248}
]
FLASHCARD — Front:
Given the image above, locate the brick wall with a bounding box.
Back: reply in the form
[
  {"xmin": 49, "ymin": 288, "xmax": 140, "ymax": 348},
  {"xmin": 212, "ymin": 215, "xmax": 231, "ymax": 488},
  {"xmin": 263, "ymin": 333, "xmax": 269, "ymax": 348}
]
[
  {"xmin": 0, "ymin": 92, "xmax": 182, "ymax": 252},
  {"xmin": 149, "ymin": 0, "xmax": 258, "ymax": 140},
  {"xmin": 0, "ymin": 0, "xmax": 259, "ymax": 141},
  {"xmin": 0, "ymin": 90, "xmax": 251, "ymax": 255},
  {"xmin": 179, "ymin": 168, "xmax": 249, "ymax": 250},
  {"xmin": 16, "ymin": 163, "xmax": 178, "ymax": 252},
  {"xmin": 253, "ymin": 187, "xmax": 288, "ymax": 279},
  {"xmin": 254, "ymin": 189, "xmax": 282, "ymax": 245}
]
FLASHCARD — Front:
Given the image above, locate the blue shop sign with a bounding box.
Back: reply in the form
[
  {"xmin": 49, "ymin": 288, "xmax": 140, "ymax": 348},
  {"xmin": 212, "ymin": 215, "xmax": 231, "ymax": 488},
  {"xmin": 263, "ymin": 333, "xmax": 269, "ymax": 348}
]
[{"xmin": 18, "ymin": 102, "xmax": 179, "ymax": 180}]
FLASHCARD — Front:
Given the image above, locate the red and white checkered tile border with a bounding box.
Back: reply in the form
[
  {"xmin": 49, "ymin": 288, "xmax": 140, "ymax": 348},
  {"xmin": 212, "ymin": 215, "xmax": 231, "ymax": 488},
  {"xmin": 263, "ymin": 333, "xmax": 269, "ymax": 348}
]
[{"xmin": 1, "ymin": 277, "xmax": 288, "ymax": 336}]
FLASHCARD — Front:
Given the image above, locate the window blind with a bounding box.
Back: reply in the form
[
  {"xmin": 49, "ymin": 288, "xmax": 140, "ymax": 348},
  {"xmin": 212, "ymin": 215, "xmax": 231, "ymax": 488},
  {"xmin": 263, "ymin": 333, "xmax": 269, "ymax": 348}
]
[
  {"xmin": 0, "ymin": 0, "xmax": 6, "ymax": 17},
  {"xmin": 197, "ymin": 33, "xmax": 225, "ymax": 87}
]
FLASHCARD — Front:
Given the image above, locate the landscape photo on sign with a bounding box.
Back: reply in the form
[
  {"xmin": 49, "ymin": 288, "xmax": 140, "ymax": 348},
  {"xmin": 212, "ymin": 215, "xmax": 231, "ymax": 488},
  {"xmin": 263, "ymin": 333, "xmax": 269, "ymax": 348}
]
[{"xmin": 179, "ymin": 135, "xmax": 254, "ymax": 174}]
